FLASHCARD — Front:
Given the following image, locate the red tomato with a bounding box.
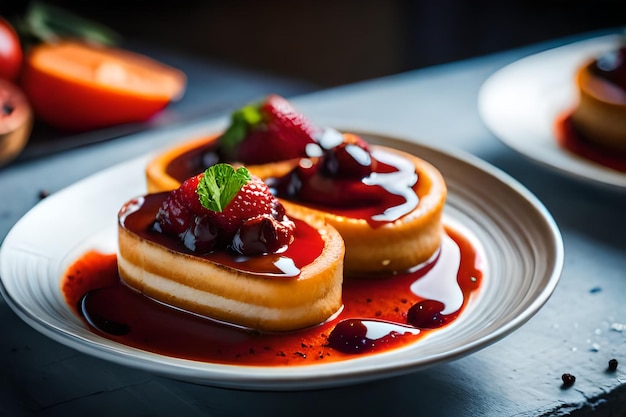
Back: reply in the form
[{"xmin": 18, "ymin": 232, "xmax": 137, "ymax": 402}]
[{"xmin": 0, "ymin": 17, "xmax": 23, "ymax": 81}]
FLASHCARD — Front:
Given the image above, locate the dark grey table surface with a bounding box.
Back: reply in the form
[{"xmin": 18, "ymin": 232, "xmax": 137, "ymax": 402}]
[{"xmin": 1, "ymin": 30, "xmax": 625, "ymax": 416}]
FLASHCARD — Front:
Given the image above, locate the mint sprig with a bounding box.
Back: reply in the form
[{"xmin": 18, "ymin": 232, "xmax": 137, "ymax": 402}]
[
  {"xmin": 219, "ymin": 103, "xmax": 264, "ymax": 159},
  {"xmin": 197, "ymin": 164, "xmax": 251, "ymax": 212}
]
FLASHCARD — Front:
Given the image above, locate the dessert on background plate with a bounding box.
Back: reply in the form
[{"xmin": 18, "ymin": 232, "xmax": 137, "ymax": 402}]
[
  {"xmin": 478, "ymin": 33, "xmax": 626, "ymax": 188},
  {"xmin": 570, "ymin": 42, "xmax": 626, "ymax": 151},
  {"xmin": 556, "ymin": 36, "xmax": 626, "ymax": 172}
]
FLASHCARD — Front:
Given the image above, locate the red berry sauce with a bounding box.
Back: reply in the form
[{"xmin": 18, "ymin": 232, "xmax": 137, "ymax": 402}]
[
  {"xmin": 268, "ymin": 148, "xmax": 422, "ymax": 227},
  {"xmin": 62, "ymin": 225, "xmax": 483, "ymax": 366},
  {"xmin": 165, "ymin": 138, "xmax": 220, "ymax": 184},
  {"xmin": 165, "ymin": 135, "xmax": 425, "ymax": 228},
  {"xmin": 121, "ymin": 193, "xmax": 322, "ymax": 276},
  {"xmin": 554, "ymin": 112, "xmax": 626, "ymax": 173}
]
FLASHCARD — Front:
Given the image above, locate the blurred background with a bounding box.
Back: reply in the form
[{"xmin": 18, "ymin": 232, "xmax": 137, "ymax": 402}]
[{"xmin": 1, "ymin": 0, "xmax": 624, "ymax": 87}]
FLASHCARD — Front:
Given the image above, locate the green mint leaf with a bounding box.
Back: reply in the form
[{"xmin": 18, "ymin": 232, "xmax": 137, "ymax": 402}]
[
  {"xmin": 219, "ymin": 103, "xmax": 264, "ymax": 159},
  {"xmin": 197, "ymin": 164, "xmax": 251, "ymax": 212}
]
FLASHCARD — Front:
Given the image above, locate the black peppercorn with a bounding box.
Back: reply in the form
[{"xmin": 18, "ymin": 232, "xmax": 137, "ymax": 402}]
[
  {"xmin": 608, "ymin": 358, "xmax": 618, "ymax": 372},
  {"xmin": 561, "ymin": 373, "xmax": 576, "ymax": 387}
]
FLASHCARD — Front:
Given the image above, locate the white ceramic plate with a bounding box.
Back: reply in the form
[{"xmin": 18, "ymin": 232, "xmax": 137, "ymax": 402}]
[
  {"xmin": 0, "ymin": 132, "xmax": 563, "ymax": 390},
  {"xmin": 478, "ymin": 34, "xmax": 626, "ymax": 189}
]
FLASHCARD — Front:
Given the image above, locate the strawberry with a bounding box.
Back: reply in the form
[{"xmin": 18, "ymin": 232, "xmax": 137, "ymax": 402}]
[
  {"xmin": 156, "ymin": 163, "xmax": 293, "ymax": 255},
  {"xmin": 210, "ymin": 175, "xmax": 287, "ymax": 236},
  {"xmin": 261, "ymin": 94, "xmax": 319, "ymax": 149},
  {"xmin": 219, "ymin": 94, "xmax": 320, "ymax": 164},
  {"xmin": 155, "ymin": 174, "xmax": 205, "ymax": 235}
]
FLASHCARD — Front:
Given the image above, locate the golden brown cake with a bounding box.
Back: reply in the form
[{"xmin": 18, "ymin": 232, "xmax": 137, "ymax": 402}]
[
  {"xmin": 118, "ymin": 165, "xmax": 345, "ymax": 332},
  {"xmin": 145, "ymin": 134, "xmax": 446, "ymax": 275},
  {"xmin": 265, "ymin": 143, "xmax": 447, "ymax": 275},
  {"xmin": 146, "ymin": 134, "xmax": 219, "ymax": 193},
  {"xmin": 571, "ymin": 49, "xmax": 626, "ymax": 152}
]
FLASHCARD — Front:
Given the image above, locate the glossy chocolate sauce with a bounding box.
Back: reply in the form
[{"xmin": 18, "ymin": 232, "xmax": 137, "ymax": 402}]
[{"xmin": 62, "ymin": 226, "xmax": 483, "ymax": 366}]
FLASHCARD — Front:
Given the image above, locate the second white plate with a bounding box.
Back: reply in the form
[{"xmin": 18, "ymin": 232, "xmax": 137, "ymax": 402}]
[{"xmin": 478, "ymin": 34, "xmax": 626, "ymax": 189}]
